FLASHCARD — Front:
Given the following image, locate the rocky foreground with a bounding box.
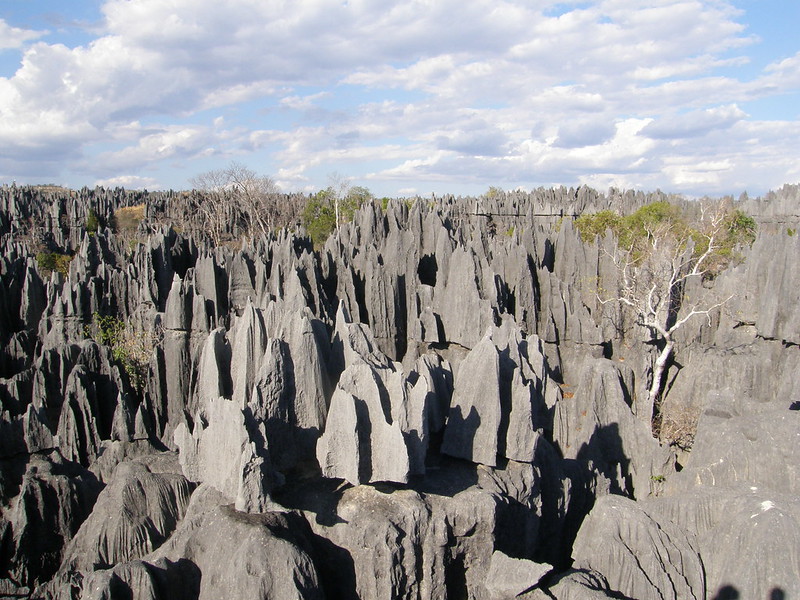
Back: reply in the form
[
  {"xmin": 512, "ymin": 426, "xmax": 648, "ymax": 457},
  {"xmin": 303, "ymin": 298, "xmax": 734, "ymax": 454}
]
[{"xmin": 1, "ymin": 184, "xmax": 798, "ymax": 599}]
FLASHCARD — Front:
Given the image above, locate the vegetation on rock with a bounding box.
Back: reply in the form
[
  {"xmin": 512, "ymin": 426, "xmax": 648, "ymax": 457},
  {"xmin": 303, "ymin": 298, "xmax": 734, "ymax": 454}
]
[
  {"xmin": 576, "ymin": 200, "xmax": 758, "ymax": 446},
  {"xmin": 35, "ymin": 251, "xmax": 73, "ymax": 276},
  {"xmin": 85, "ymin": 312, "xmax": 161, "ymax": 393}
]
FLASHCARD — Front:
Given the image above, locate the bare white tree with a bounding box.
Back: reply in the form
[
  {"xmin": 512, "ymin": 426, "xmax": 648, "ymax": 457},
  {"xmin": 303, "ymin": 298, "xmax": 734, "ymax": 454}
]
[
  {"xmin": 327, "ymin": 172, "xmax": 352, "ymax": 236},
  {"xmin": 597, "ymin": 203, "xmax": 738, "ymax": 429},
  {"xmin": 189, "ymin": 162, "xmax": 285, "ymax": 241}
]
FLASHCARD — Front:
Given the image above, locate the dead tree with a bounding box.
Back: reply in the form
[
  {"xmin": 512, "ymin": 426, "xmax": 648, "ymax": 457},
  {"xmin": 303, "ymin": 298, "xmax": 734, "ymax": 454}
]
[{"xmin": 598, "ymin": 204, "xmax": 736, "ymax": 431}]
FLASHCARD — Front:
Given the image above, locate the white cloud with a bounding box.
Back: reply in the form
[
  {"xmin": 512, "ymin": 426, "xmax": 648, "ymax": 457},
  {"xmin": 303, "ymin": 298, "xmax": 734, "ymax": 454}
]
[
  {"xmin": 92, "ymin": 125, "xmax": 218, "ymax": 172},
  {"xmin": 94, "ymin": 175, "xmax": 162, "ymax": 189},
  {"xmin": 0, "ymin": 1, "xmax": 796, "ymax": 195},
  {"xmin": 554, "ymin": 118, "xmax": 617, "ymax": 148},
  {"xmin": 762, "ymin": 51, "xmax": 800, "ymax": 89},
  {"xmin": 641, "ymin": 104, "xmax": 747, "ymax": 139},
  {"xmin": 0, "ymin": 19, "xmax": 47, "ymax": 50},
  {"xmin": 279, "ymin": 91, "xmax": 332, "ymax": 111}
]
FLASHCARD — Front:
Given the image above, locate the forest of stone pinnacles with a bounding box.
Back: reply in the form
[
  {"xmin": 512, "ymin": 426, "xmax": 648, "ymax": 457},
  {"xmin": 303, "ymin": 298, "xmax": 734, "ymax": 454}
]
[{"xmin": 1, "ymin": 182, "xmax": 799, "ymax": 600}]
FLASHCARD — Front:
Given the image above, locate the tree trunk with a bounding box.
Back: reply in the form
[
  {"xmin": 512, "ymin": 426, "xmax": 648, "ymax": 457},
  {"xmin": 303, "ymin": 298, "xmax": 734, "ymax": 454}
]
[
  {"xmin": 335, "ymin": 196, "xmax": 340, "ymax": 235},
  {"xmin": 647, "ymin": 337, "xmax": 674, "ymax": 435}
]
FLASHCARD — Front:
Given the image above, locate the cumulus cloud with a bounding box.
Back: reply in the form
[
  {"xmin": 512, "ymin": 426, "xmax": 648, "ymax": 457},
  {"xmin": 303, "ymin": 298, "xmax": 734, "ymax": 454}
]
[
  {"xmin": 0, "ymin": 0, "xmax": 797, "ymax": 195},
  {"xmin": 93, "ymin": 175, "xmax": 161, "ymax": 189},
  {"xmin": 641, "ymin": 104, "xmax": 747, "ymax": 139},
  {"xmin": 91, "ymin": 124, "xmax": 220, "ymax": 173},
  {"xmin": 0, "ymin": 19, "xmax": 47, "ymax": 50},
  {"xmin": 554, "ymin": 119, "xmax": 617, "ymax": 148}
]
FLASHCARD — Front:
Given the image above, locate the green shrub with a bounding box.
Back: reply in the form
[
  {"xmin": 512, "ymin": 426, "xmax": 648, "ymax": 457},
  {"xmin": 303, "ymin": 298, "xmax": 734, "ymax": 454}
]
[
  {"xmin": 485, "ymin": 186, "xmax": 504, "ymax": 199},
  {"xmin": 348, "ymin": 186, "xmax": 373, "ymax": 207},
  {"xmin": 575, "ymin": 201, "xmax": 757, "ymax": 274},
  {"xmin": 574, "ymin": 210, "xmax": 624, "ymax": 242},
  {"xmin": 302, "ymin": 191, "xmax": 337, "ymax": 248},
  {"xmin": 85, "ymin": 312, "xmax": 159, "ymax": 392},
  {"xmin": 86, "ymin": 209, "xmax": 100, "ymax": 235},
  {"xmin": 36, "ymin": 252, "xmax": 73, "ymax": 276},
  {"xmin": 301, "ymin": 187, "xmax": 367, "ymax": 247},
  {"xmin": 724, "ymin": 209, "xmax": 757, "ymax": 246}
]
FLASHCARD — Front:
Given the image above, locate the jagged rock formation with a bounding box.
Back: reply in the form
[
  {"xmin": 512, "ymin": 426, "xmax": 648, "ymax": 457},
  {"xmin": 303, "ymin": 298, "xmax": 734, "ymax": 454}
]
[{"xmin": 1, "ymin": 182, "xmax": 799, "ymax": 599}]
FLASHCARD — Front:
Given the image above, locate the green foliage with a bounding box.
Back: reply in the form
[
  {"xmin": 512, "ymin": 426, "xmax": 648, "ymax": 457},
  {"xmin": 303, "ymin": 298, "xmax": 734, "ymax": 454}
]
[
  {"xmin": 485, "ymin": 186, "xmax": 504, "ymax": 199},
  {"xmin": 92, "ymin": 313, "xmax": 126, "ymax": 350},
  {"xmin": 574, "ymin": 210, "xmax": 624, "ymax": 242},
  {"xmin": 504, "ymin": 226, "xmax": 515, "ymax": 237},
  {"xmin": 85, "ymin": 209, "xmax": 100, "ymax": 235},
  {"xmin": 348, "ymin": 186, "xmax": 374, "ymax": 206},
  {"xmin": 575, "ymin": 201, "xmax": 757, "ymax": 272},
  {"xmin": 621, "ymin": 201, "xmax": 683, "ymax": 247},
  {"xmin": 724, "ymin": 209, "xmax": 757, "ymax": 246},
  {"xmin": 36, "ymin": 251, "xmax": 73, "ymax": 276},
  {"xmin": 302, "ymin": 190, "xmax": 337, "ymax": 247},
  {"xmin": 576, "ymin": 202, "xmax": 682, "ymax": 247},
  {"xmin": 86, "ymin": 312, "xmax": 158, "ymax": 392},
  {"xmin": 301, "ymin": 186, "xmax": 370, "ymax": 247},
  {"xmin": 380, "ymin": 197, "xmax": 390, "ymax": 211},
  {"xmin": 650, "ymin": 474, "xmax": 666, "ymax": 483},
  {"xmin": 788, "ymin": 228, "xmax": 796, "ymax": 237}
]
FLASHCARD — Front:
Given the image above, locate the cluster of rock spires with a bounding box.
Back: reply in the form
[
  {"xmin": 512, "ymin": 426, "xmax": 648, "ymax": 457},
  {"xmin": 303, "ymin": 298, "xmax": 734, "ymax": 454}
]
[{"xmin": 1, "ymin": 182, "xmax": 799, "ymax": 599}]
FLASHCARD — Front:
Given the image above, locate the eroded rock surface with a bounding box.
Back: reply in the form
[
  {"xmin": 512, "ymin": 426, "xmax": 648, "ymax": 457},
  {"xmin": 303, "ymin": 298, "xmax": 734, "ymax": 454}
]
[{"xmin": 1, "ymin": 183, "xmax": 798, "ymax": 599}]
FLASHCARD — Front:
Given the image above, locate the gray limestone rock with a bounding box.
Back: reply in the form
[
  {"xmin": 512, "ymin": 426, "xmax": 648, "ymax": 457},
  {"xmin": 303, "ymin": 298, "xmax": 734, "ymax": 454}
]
[
  {"xmin": 278, "ymin": 459, "xmax": 533, "ymax": 600},
  {"xmin": 441, "ymin": 322, "xmax": 558, "ymax": 468},
  {"xmin": 56, "ymin": 365, "xmax": 102, "ymax": 466},
  {"xmin": 58, "ymin": 461, "xmax": 193, "ymax": 572},
  {"xmin": 413, "ymin": 353, "xmax": 453, "ymax": 434},
  {"xmin": 23, "ymin": 403, "xmax": 55, "ymax": 453},
  {"xmin": 485, "ymin": 551, "xmax": 552, "ymax": 599},
  {"xmin": 162, "ymin": 276, "xmax": 193, "ymax": 437},
  {"xmin": 5, "ymin": 184, "xmax": 800, "ymax": 600},
  {"xmin": 747, "ymin": 230, "xmax": 800, "ymax": 344},
  {"xmin": 230, "ymin": 301, "xmax": 268, "ymax": 408},
  {"xmin": 651, "ymin": 487, "xmax": 800, "ymax": 600},
  {"xmin": 193, "ymin": 327, "xmax": 232, "ymax": 410},
  {"xmin": 553, "ymin": 358, "xmax": 674, "ymax": 498},
  {"xmin": 654, "ymin": 402, "xmax": 800, "ymax": 599},
  {"xmin": 147, "ymin": 503, "xmax": 323, "ymax": 600},
  {"xmin": 2, "ymin": 452, "xmax": 102, "ymax": 592},
  {"xmin": 671, "ymin": 402, "xmax": 800, "ymax": 495},
  {"xmin": 227, "ymin": 252, "xmax": 257, "ymax": 312},
  {"xmin": 571, "ymin": 494, "xmax": 705, "ymax": 600},
  {"xmin": 316, "ymin": 362, "xmax": 409, "ymax": 485},
  {"xmin": 79, "ymin": 560, "xmax": 161, "ymax": 600},
  {"xmin": 261, "ymin": 303, "xmax": 331, "ymax": 459},
  {"xmin": 88, "ymin": 440, "xmax": 179, "ymax": 484},
  {"xmin": 248, "ymin": 337, "xmax": 297, "ymax": 471},
  {"xmin": 433, "ymin": 247, "xmax": 495, "ymax": 349},
  {"xmin": 174, "ymin": 395, "xmax": 279, "ymax": 511},
  {"xmin": 525, "ymin": 569, "xmax": 614, "ymax": 600},
  {"xmin": 441, "ymin": 333, "xmax": 502, "ymax": 466}
]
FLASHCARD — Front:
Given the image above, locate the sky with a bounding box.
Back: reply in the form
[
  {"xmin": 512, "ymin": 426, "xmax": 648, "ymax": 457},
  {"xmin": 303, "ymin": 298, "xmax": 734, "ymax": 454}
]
[{"xmin": 0, "ymin": 0, "xmax": 798, "ymax": 198}]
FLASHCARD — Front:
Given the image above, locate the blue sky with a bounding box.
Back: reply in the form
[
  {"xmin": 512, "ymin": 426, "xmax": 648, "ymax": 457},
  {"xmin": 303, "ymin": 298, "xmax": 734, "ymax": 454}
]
[{"xmin": 0, "ymin": 0, "xmax": 798, "ymax": 197}]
